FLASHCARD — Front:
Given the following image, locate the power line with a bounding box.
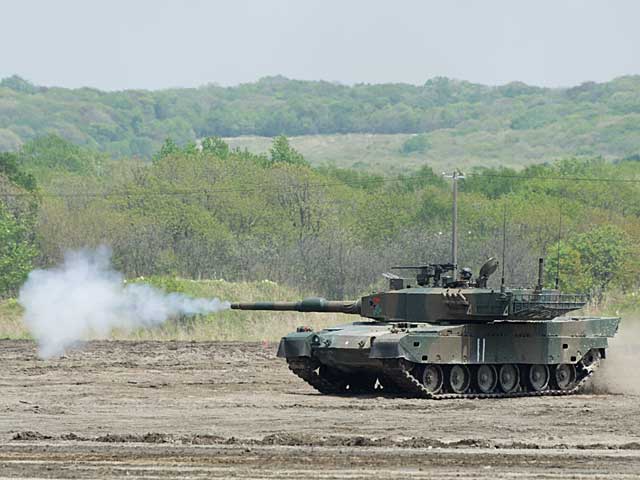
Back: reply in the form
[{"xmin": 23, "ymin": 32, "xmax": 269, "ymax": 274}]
[
  {"xmin": 472, "ymin": 173, "xmax": 640, "ymax": 183},
  {"xmin": 0, "ymin": 170, "xmax": 639, "ymax": 198}
]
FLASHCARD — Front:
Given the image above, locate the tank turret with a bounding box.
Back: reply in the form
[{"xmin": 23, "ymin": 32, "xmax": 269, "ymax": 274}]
[{"xmin": 232, "ymin": 258, "xmax": 588, "ymax": 324}]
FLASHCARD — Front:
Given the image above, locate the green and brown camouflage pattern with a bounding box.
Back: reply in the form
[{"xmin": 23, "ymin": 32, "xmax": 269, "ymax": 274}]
[
  {"xmin": 231, "ymin": 262, "xmax": 620, "ymax": 397},
  {"xmin": 276, "ymin": 316, "xmax": 619, "ymax": 369}
]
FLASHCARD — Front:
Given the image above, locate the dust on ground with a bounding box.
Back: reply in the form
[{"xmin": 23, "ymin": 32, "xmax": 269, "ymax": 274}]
[
  {"xmin": 1, "ymin": 339, "xmax": 639, "ymax": 479},
  {"xmin": 593, "ymin": 317, "xmax": 640, "ymax": 395}
]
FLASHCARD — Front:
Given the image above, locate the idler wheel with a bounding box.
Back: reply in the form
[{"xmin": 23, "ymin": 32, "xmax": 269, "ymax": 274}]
[
  {"xmin": 498, "ymin": 364, "xmax": 520, "ymax": 393},
  {"xmin": 528, "ymin": 364, "xmax": 550, "ymax": 391},
  {"xmin": 421, "ymin": 364, "xmax": 444, "ymax": 394},
  {"xmin": 476, "ymin": 365, "xmax": 498, "ymax": 394},
  {"xmin": 448, "ymin": 365, "xmax": 471, "ymax": 394},
  {"xmin": 554, "ymin": 364, "xmax": 577, "ymax": 390},
  {"xmin": 582, "ymin": 350, "xmax": 601, "ymax": 368}
]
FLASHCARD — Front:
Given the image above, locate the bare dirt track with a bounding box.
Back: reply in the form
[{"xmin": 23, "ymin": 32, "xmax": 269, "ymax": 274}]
[{"xmin": 1, "ymin": 340, "xmax": 640, "ymax": 479}]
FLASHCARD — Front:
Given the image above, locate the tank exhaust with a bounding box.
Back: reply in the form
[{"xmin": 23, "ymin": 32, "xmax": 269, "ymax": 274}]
[
  {"xmin": 536, "ymin": 257, "xmax": 544, "ymax": 291},
  {"xmin": 500, "ymin": 204, "xmax": 507, "ymax": 293}
]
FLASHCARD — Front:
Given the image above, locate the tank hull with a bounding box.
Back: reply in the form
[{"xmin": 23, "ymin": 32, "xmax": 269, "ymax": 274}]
[{"xmin": 277, "ymin": 316, "xmax": 620, "ymax": 398}]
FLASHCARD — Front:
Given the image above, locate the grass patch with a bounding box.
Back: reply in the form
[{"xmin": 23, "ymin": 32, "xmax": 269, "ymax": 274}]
[
  {"xmin": 224, "ymin": 132, "xmax": 614, "ymax": 175},
  {"xmin": 582, "ymin": 289, "xmax": 640, "ymax": 317},
  {"xmin": 0, "ymin": 299, "xmax": 31, "ymax": 340}
]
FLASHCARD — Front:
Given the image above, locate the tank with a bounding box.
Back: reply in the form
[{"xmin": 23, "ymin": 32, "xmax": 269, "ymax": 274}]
[{"xmin": 231, "ymin": 174, "xmax": 620, "ymax": 398}]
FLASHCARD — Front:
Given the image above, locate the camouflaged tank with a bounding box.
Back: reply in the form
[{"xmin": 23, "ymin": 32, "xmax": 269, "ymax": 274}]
[
  {"xmin": 232, "ymin": 172, "xmax": 619, "ymax": 398},
  {"xmin": 231, "ymin": 258, "xmax": 620, "ymax": 399}
]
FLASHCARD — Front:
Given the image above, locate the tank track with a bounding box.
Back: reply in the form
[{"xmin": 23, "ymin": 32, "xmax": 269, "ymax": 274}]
[
  {"xmin": 286, "ymin": 354, "xmax": 600, "ymax": 399},
  {"xmin": 287, "ymin": 358, "xmax": 385, "ymax": 394},
  {"xmin": 287, "ymin": 358, "xmax": 346, "ymax": 394},
  {"xmin": 380, "ymin": 356, "xmax": 598, "ymax": 400}
]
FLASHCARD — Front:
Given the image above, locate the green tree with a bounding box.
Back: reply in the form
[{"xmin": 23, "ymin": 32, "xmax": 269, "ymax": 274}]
[
  {"xmin": 0, "ymin": 152, "xmax": 37, "ymax": 191},
  {"xmin": 269, "ymin": 136, "xmax": 307, "ymax": 165},
  {"xmin": 0, "ymin": 205, "xmax": 37, "ymax": 296},
  {"xmin": 0, "ymin": 75, "xmax": 38, "ymax": 93},
  {"xmin": 19, "ymin": 135, "xmax": 103, "ymax": 177},
  {"xmin": 0, "ymin": 149, "xmax": 40, "ymax": 297},
  {"xmin": 397, "ymin": 165, "xmax": 446, "ymax": 192},
  {"xmin": 460, "ymin": 166, "xmax": 521, "ymax": 199},
  {"xmin": 153, "ymin": 138, "xmax": 181, "ymax": 163},
  {"xmin": 201, "ymin": 136, "xmax": 230, "ymax": 158},
  {"xmin": 401, "ymin": 134, "xmax": 431, "ymax": 154},
  {"xmin": 545, "ymin": 225, "xmax": 632, "ymax": 296}
]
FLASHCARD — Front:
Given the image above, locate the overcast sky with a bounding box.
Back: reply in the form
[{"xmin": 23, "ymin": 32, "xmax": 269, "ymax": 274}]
[{"xmin": 1, "ymin": 0, "xmax": 638, "ymax": 90}]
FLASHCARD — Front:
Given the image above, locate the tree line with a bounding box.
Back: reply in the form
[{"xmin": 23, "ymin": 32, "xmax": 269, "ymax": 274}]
[
  {"xmin": 0, "ymin": 135, "xmax": 639, "ymax": 303},
  {"xmin": 2, "ymin": 74, "xmax": 640, "ymax": 161}
]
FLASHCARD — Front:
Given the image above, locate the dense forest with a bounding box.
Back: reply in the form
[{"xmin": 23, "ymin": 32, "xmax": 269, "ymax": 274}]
[
  {"xmin": 2, "ymin": 74, "xmax": 640, "ymax": 162},
  {"xmin": 1, "ymin": 134, "xmax": 639, "ymax": 305}
]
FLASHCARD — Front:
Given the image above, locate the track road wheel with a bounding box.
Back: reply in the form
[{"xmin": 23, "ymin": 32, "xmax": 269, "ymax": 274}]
[
  {"xmin": 448, "ymin": 365, "xmax": 471, "ymax": 394},
  {"xmin": 528, "ymin": 364, "xmax": 550, "ymax": 391},
  {"xmin": 421, "ymin": 364, "xmax": 444, "ymax": 394},
  {"xmin": 498, "ymin": 364, "xmax": 520, "ymax": 393},
  {"xmin": 477, "ymin": 365, "xmax": 498, "ymax": 393},
  {"xmin": 554, "ymin": 364, "xmax": 577, "ymax": 390}
]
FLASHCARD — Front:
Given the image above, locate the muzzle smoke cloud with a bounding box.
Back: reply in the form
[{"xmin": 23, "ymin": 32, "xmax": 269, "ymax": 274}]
[{"xmin": 18, "ymin": 247, "xmax": 230, "ymax": 358}]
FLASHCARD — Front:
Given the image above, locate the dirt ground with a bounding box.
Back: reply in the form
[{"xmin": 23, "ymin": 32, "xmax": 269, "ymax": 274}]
[{"xmin": 1, "ymin": 340, "xmax": 640, "ymax": 479}]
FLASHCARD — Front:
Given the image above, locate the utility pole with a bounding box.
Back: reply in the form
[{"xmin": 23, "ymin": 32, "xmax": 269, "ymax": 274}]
[{"xmin": 443, "ymin": 170, "xmax": 465, "ymax": 275}]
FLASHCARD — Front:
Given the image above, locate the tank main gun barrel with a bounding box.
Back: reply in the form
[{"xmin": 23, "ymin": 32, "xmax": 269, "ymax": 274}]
[{"xmin": 231, "ymin": 297, "xmax": 361, "ymax": 315}]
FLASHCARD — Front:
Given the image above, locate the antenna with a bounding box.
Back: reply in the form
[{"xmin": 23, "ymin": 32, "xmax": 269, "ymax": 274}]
[
  {"xmin": 443, "ymin": 170, "xmax": 465, "ymax": 276},
  {"xmin": 500, "ymin": 203, "xmax": 507, "ymax": 293},
  {"xmin": 555, "ymin": 207, "xmax": 562, "ymax": 289}
]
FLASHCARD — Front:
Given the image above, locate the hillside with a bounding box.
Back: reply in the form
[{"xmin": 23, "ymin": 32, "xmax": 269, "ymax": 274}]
[{"xmin": 2, "ymin": 75, "xmax": 640, "ymax": 168}]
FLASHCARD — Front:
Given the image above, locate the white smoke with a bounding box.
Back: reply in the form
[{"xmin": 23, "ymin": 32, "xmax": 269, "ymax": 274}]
[
  {"xmin": 592, "ymin": 317, "xmax": 640, "ymax": 395},
  {"xmin": 18, "ymin": 247, "xmax": 230, "ymax": 358}
]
